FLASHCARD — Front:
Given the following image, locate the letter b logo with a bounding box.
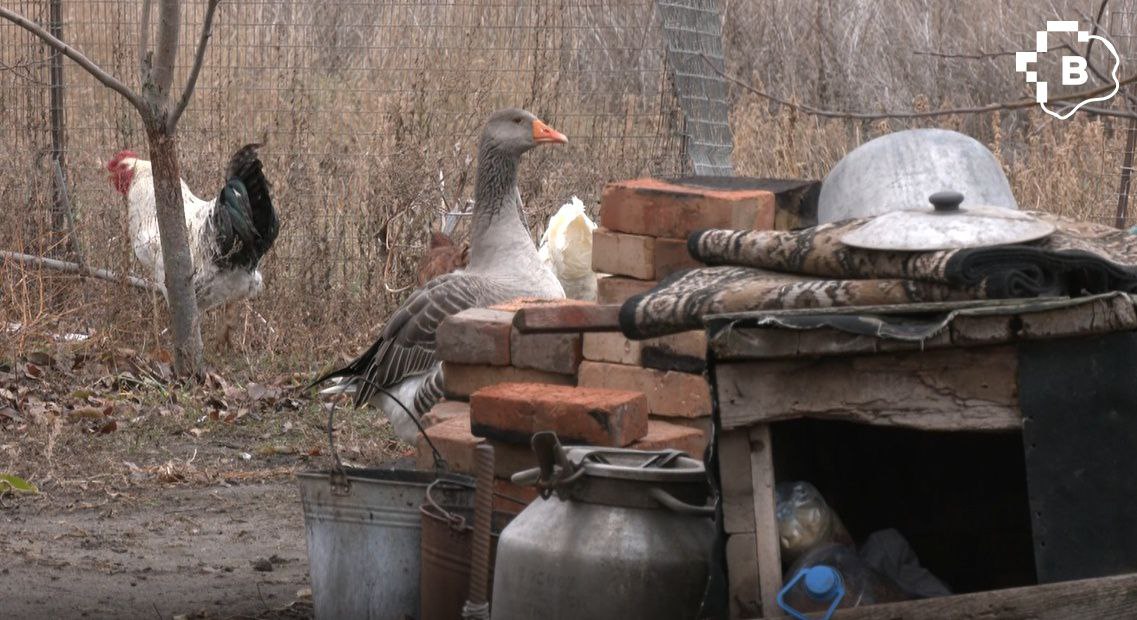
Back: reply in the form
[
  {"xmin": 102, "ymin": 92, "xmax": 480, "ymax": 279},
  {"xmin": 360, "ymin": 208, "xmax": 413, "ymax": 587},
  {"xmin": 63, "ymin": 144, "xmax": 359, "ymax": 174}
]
[{"xmin": 1062, "ymin": 55, "xmax": 1089, "ymax": 85}]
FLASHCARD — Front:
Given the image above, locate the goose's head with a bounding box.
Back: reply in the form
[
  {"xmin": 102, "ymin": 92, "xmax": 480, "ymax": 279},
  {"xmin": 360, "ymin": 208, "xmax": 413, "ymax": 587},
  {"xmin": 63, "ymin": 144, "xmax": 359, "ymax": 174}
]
[{"xmin": 481, "ymin": 108, "xmax": 567, "ymax": 156}]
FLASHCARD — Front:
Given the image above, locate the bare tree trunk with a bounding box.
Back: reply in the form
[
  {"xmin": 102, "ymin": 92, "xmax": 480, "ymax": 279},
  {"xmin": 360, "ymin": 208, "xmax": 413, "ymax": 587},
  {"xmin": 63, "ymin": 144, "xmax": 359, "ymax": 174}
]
[
  {"xmin": 145, "ymin": 124, "xmax": 203, "ymax": 377},
  {"xmin": 3, "ymin": 0, "xmax": 219, "ymax": 380}
]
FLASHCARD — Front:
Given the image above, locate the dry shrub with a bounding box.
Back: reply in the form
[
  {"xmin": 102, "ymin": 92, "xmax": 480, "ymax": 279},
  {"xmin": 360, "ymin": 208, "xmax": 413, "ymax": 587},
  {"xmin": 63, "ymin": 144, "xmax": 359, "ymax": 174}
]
[
  {"xmin": 1, "ymin": 0, "xmax": 680, "ymax": 372},
  {"xmin": 2, "ymin": 0, "xmax": 1134, "ymax": 374}
]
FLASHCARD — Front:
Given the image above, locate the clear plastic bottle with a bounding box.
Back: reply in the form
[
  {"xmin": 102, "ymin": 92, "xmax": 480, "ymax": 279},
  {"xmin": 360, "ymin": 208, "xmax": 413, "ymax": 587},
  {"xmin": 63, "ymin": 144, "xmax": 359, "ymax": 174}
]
[
  {"xmin": 777, "ymin": 543, "xmax": 912, "ymax": 619},
  {"xmin": 775, "ymin": 481, "xmax": 853, "ymax": 567}
]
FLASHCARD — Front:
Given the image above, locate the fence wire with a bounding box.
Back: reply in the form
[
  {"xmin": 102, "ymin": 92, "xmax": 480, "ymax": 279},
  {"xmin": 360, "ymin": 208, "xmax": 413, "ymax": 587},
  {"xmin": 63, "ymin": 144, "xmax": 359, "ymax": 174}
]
[
  {"xmin": 1, "ymin": 0, "xmax": 716, "ymax": 361},
  {"xmin": 658, "ymin": 0, "xmax": 733, "ymax": 175}
]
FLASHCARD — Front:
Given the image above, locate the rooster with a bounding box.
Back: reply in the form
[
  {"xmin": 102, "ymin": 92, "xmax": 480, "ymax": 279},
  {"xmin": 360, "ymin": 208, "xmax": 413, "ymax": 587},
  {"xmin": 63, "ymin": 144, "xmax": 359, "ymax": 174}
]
[{"xmin": 106, "ymin": 144, "xmax": 279, "ymax": 342}]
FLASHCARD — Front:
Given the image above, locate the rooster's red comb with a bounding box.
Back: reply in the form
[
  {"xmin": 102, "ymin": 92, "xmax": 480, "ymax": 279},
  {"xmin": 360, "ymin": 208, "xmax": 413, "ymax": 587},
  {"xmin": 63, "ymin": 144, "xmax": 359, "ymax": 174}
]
[{"xmin": 107, "ymin": 150, "xmax": 139, "ymax": 171}]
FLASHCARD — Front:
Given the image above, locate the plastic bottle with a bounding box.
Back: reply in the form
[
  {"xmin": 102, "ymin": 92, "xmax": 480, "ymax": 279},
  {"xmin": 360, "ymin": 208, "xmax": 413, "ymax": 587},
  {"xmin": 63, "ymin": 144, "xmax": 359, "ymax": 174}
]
[
  {"xmin": 777, "ymin": 543, "xmax": 911, "ymax": 619},
  {"xmin": 775, "ymin": 481, "xmax": 853, "ymax": 566}
]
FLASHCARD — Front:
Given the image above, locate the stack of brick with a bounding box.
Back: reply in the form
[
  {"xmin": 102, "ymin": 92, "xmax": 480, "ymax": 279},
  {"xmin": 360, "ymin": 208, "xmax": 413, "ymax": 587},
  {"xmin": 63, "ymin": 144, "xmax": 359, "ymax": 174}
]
[
  {"xmin": 433, "ymin": 300, "xmax": 584, "ymax": 400},
  {"xmin": 580, "ymin": 178, "xmax": 781, "ymax": 445},
  {"xmin": 421, "ymin": 298, "xmax": 706, "ymax": 506},
  {"xmin": 417, "ymin": 177, "xmax": 816, "ymax": 510},
  {"xmin": 420, "ymin": 299, "xmax": 586, "ymax": 504}
]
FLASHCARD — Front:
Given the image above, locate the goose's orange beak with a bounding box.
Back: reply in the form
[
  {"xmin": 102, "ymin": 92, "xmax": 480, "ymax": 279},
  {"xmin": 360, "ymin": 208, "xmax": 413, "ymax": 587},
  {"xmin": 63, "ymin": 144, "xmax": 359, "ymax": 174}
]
[{"xmin": 533, "ymin": 119, "xmax": 568, "ymax": 145}]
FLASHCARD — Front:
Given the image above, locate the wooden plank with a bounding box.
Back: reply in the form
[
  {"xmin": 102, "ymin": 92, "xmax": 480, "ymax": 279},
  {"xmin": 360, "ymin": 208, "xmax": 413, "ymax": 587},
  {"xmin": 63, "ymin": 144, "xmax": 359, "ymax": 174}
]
[
  {"xmin": 1020, "ymin": 294, "xmax": 1137, "ymax": 339},
  {"xmin": 711, "ymin": 295, "xmax": 1137, "ymax": 361},
  {"xmin": 512, "ymin": 304, "xmax": 621, "ymax": 333},
  {"xmin": 716, "ymin": 346, "xmax": 1021, "ymax": 432},
  {"xmin": 726, "ymin": 533, "xmax": 762, "ymax": 619},
  {"xmin": 821, "ymin": 571, "xmax": 1137, "ymax": 620},
  {"xmin": 749, "ymin": 425, "xmax": 783, "ymax": 618},
  {"xmin": 713, "ymin": 327, "xmax": 883, "ymax": 359},
  {"xmin": 719, "ymin": 429, "xmax": 755, "ymax": 534}
]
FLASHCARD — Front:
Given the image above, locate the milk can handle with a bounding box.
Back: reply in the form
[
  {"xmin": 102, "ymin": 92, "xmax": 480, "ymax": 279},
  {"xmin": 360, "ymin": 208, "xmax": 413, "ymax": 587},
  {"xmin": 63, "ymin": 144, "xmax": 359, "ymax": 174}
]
[{"xmin": 648, "ymin": 487, "xmax": 714, "ymax": 516}]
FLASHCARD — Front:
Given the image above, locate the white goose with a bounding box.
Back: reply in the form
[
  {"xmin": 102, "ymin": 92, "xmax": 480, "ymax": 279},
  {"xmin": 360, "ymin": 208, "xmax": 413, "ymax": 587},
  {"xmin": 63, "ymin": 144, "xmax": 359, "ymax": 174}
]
[{"xmin": 314, "ymin": 108, "xmax": 568, "ymax": 441}]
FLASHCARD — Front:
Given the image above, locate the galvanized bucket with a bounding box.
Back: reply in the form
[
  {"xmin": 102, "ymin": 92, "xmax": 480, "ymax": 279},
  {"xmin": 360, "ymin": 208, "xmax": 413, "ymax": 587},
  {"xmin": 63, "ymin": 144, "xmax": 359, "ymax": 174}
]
[
  {"xmin": 419, "ymin": 483, "xmax": 516, "ymax": 620},
  {"xmin": 298, "ymin": 468, "xmax": 475, "ymax": 620}
]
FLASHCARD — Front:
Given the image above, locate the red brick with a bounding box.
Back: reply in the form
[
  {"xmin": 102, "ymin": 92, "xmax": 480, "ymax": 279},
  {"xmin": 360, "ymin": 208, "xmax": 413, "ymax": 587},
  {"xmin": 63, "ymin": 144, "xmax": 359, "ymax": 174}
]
[
  {"xmin": 600, "ymin": 178, "xmax": 775, "ymax": 239},
  {"xmin": 442, "ymin": 362, "xmax": 575, "ymax": 401},
  {"xmin": 494, "ymin": 477, "xmax": 539, "ymax": 513},
  {"xmin": 577, "ymin": 361, "xmax": 711, "ymax": 418},
  {"xmin": 591, "ymin": 229, "xmax": 655, "ymax": 279},
  {"xmin": 469, "ymin": 382, "xmax": 648, "ymax": 447},
  {"xmin": 421, "ymin": 399, "xmax": 470, "ymax": 428},
  {"xmin": 596, "ymin": 276, "xmax": 657, "ymax": 305},
  {"xmin": 510, "ymin": 331, "xmax": 582, "ymax": 375},
  {"xmin": 415, "ymin": 414, "xmax": 482, "ymax": 474},
  {"xmin": 582, "ymin": 332, "xmax": 642, "ymax": 366},
  {"xmin": 435, "ymin": 308, "xmax": 514, "ymax": 366},
  {"xmin": 490, "ymin": 297, "xmax": 589, "ymax": 313},
  {"xmin": 630, "ymin": 419, "xmax": 707, "ymax": 457},
  {"xmin": 661, "ymin": 415, "xmax": 713, "ymax": 436},
  {"xmin": 653, "ymin": 237, "xmax": 702, "ymax": 278},
  {"xmin": 487, "ymin": 439, "xmax": 538, "ymax": 479},
  {"xmin": 512, "ymin": 302, "xmax": 620, "ymax": 333},
  {"xmin": 583, "ymin": 330, "xmax": 706, "ymax": 366}
]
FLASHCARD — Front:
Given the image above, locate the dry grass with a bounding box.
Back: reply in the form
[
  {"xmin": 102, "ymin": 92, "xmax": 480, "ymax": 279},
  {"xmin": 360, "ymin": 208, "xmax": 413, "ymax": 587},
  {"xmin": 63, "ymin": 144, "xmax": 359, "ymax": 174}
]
[{"xmin": 2, "ymin": 0, "xmax": 1134, "ymax": 376}]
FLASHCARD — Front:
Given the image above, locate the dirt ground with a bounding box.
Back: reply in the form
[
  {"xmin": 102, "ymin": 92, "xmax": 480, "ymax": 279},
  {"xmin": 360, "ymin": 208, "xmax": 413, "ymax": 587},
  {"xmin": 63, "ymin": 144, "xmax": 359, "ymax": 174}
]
[{"xmin": 0, "ymin": 345, "xmax": 406, "ymax": 620}]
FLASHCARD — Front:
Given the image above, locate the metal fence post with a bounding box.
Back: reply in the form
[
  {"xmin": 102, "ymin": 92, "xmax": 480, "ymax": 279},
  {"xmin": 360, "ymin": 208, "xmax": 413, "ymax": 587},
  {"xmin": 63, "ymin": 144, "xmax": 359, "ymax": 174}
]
[{"xmin": 49, "ymin": 0, "xmax": 71, "ymax": 257}]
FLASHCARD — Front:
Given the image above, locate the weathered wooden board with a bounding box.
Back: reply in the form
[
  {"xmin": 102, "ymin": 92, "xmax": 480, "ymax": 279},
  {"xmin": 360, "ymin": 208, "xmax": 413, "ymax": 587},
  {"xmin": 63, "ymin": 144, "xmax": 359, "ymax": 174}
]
[
  {"xmin": 749, "ymin": 425, "xmax": 782, "ymax": 618},
  {"xmin": 710, "ymin": 294, "xmax": 1137, "ymax": 361},
  {"xmin": 814, "ymin": 571, "xmax": 1137, "ymax": 620},
  {"xmin": 726, "ymin": 533, "xmax": 761, "ymax": 620},
  {"xmin": 716, "ymin": 346, "xmax": 1021, "ymax": 431},
  {"xmin": 719, "ymin": 429, "xmax": 755, "ymax": 534}
]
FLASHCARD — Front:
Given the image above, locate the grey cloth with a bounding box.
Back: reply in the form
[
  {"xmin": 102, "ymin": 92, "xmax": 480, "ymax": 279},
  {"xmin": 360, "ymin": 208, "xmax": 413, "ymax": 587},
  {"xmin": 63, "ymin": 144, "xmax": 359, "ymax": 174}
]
[{"xmin": 859, "ymin": 529, "xmax": 952, "ymax": 599}]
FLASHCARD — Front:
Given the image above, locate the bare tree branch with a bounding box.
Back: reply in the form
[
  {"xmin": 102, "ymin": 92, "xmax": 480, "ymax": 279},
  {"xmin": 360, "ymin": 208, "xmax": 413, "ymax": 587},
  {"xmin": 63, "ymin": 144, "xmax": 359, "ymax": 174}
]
[
  {"xmin": 138, "ymin": 0, "xmax": 153, "ymax": 84},
  {"xmin": 168, "ymin": 0, "xmax": 222, "ymax": 131},
  {"xmin": 0, "ymin": 250, "xmax": 164, "ymax": 294},
  {"xmin": 151, "ymin": 0, "xmax": 181, "ymax": 101},
  {"xmin": 912, "ymin": 49, "xmax": 1017, "ymax": 60},
  {"xmin": 0, "ymin": 6, "xmax": 147, "ymax": 115},
  {"xmin": 703, "ymin": 53, "xmax": 1137, "ymax": 121}
]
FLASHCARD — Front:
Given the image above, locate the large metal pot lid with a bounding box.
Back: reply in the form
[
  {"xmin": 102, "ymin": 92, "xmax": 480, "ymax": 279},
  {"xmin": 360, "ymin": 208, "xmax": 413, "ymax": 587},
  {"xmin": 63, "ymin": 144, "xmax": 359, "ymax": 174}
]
[
  {"xmin": 839, "ymin": 191, "xmax": 1056, "ymax": 252},
  {"xmin": 563, "ymin": 445, "xmax": 706, "ymax": 483}
]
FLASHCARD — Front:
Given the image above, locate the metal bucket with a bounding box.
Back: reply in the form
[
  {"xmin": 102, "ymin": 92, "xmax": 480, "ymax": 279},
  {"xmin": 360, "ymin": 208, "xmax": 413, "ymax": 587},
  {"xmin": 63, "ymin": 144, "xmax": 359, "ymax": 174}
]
[
  {"xmin": 298, "ymin": 468, "xmax": 475, "ymax": 620},
  {"xmin": 419, "ymin": 495, "xmax": 514, "ymax": 620},
  {"xmin": 818, "ymin": 128, "xmax": 1018, "ymax": 223}
]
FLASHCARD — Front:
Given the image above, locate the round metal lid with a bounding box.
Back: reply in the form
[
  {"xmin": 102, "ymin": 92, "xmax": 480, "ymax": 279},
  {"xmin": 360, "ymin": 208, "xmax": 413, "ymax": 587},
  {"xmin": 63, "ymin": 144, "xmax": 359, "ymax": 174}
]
[
  {"xmin": 818, "ymin": 128, "xmax": 1019, "ymax": 224},
  {"xmin": 839, "ymin": 191, "xmax": 1055, "ymax": 251}
]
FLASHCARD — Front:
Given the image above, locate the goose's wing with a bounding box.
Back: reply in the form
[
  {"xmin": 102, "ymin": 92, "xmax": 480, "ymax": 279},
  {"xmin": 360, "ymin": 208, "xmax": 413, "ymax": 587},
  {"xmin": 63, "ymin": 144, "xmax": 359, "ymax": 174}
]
[{"xmin": 313, "ymin": 271, "xmax": 505, "ymax": 405}]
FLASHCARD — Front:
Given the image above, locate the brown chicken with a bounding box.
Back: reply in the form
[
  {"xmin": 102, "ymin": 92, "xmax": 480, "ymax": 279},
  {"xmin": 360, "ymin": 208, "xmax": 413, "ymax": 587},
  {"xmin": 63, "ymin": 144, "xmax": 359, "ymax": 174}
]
[{"xmin": 416, "ymin": 231, "xmax": 470, "ymax": 286}]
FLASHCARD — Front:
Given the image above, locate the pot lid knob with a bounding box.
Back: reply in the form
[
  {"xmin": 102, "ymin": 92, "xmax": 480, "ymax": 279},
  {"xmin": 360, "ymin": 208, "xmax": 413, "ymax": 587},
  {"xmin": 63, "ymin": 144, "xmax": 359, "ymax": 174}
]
[{"xmin": 929, "ymin": 190, "xmax": 964, "ymax": 213}]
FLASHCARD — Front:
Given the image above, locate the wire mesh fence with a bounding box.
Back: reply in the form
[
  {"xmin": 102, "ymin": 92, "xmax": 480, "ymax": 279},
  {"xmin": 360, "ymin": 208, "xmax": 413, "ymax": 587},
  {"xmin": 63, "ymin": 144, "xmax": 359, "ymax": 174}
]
[
  {"xmin": 4, "ymin": 0, "xmax": 1136, "ymax": 369},
  {"xmin": 1, "ymin": 0, "xmax": 721, "ymax": 365}
]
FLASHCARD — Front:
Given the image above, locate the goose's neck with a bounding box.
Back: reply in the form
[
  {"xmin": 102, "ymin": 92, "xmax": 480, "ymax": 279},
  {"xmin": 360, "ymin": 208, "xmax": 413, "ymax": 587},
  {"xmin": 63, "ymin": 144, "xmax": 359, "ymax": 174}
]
[{"xmin": 468, "ymin": 146, "xmax": 537, "ymax": 271}]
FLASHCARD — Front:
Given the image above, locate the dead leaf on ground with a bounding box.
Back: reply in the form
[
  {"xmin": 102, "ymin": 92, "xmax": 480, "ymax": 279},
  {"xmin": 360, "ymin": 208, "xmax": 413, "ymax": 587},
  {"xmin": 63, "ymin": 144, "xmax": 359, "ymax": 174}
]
[
  {"xmin": 149, "ymin": 348, "xmax": 172, "ymax": 365},
  {"xmin": 23, "ymin": 363, "xmax": 43, "ymax": 380},
  {"xmin": 66, "ymin": 407, "xmax": 107, "ymax": 422},
  {"xmin": 246, "ymin": 382, "xmax": 269, "ymax": 401}
]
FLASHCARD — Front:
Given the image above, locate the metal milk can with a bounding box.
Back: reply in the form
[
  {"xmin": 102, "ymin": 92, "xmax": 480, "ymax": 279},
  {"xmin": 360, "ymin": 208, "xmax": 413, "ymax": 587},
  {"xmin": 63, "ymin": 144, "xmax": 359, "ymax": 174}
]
[{"xmin": 490, "ymin": 433, "xmax": 716, "ymax": 620}]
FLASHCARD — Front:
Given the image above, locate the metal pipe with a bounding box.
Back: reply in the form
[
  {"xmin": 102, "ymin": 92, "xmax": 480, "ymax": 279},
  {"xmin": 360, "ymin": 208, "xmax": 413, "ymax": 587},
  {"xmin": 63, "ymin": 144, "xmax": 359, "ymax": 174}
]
[{"xmin": 462, "ymin": 444, "xmax": 494, "ymax": 619}]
